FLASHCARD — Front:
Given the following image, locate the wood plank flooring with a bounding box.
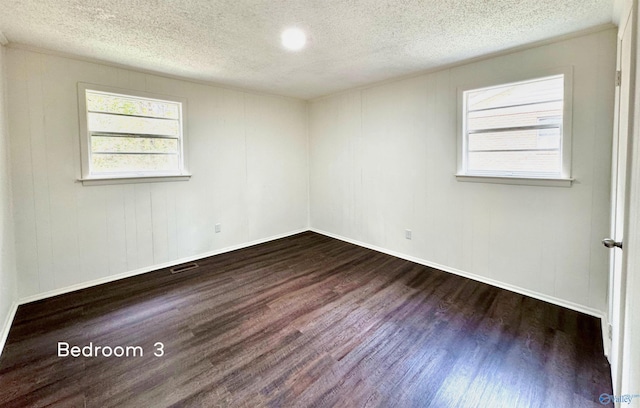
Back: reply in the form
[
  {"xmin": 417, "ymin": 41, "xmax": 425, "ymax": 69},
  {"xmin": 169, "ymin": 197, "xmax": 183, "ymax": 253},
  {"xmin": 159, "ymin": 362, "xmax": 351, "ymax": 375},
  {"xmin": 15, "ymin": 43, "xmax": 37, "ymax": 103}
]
[{"xmin": 0, "ymin": 232, "xmax": 612, "ymax": 407}]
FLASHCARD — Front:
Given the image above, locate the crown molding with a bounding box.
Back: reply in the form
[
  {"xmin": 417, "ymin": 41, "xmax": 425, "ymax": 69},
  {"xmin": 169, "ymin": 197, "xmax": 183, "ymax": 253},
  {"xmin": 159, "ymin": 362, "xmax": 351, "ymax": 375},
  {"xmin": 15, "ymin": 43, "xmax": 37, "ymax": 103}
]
[
  {"xmin": 5, "ymin": 42, "xmax": 305, "ymax": 102},
  {"xmin": 310, "ymin": 23, "xmax": 617, "ymax": 102}
]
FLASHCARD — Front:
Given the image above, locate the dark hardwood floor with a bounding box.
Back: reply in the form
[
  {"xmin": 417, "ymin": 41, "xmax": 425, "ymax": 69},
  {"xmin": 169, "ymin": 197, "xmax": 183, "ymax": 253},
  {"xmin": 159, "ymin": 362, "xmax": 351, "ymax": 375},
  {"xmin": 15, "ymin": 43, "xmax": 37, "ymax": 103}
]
[{"xmin": 0, "ymin": 232, "xmax": 612, "ymax": 407}]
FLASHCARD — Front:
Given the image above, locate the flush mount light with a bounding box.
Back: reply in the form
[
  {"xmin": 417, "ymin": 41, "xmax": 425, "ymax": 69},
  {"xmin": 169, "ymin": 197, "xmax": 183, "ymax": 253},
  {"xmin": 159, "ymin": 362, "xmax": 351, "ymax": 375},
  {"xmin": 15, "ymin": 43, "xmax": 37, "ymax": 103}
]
[{"xmin": 281, "ymin": 27, "xmax": 306, "ymax": 51}]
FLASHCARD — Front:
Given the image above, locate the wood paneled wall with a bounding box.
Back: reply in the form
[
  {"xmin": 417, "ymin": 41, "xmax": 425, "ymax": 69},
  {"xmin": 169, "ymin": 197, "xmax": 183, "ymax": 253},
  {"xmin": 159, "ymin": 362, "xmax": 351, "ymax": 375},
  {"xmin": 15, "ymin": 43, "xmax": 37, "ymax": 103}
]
[
  {"xmin": 309, "ymin": 29, "xmax": 617, "ymax": 313},
  {"xmin": 6, "ymin": 48, "xmax": 309, "ymax": 299},
  {"xmin": 0, "ymin": 44, "xmax": 17, "ymax": 352}
]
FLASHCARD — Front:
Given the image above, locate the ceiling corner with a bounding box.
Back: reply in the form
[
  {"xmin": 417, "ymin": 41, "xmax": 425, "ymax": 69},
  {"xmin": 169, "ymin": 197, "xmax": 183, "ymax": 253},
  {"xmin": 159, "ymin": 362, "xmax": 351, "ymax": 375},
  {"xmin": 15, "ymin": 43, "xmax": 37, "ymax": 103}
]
[{"xmin": 611, "ymin": 0, "xmax": 630, "ymax": 25}]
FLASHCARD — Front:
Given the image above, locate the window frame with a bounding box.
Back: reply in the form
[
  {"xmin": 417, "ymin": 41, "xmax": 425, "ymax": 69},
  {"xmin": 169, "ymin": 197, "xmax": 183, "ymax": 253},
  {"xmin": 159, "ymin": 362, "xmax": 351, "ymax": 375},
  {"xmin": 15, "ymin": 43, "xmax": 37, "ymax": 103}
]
[
  {"xmin": 456, "ymin": 67, "xmax": 574, "ymax": 187},
  {"xmin": 77, "ymin": 83, "xmax": 191, "ymax": 186}
]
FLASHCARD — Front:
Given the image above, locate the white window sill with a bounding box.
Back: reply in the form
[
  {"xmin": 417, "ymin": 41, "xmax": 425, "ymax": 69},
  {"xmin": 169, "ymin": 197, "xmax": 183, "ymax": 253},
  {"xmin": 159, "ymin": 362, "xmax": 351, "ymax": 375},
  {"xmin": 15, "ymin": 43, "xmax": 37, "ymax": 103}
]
[
  {"xmin": 78, "ymin": 174, "xmax": 192, "ymax": 186},
  {"xmin": 455, "ymin": 174, "xmax": 574, "ymax": 187}
]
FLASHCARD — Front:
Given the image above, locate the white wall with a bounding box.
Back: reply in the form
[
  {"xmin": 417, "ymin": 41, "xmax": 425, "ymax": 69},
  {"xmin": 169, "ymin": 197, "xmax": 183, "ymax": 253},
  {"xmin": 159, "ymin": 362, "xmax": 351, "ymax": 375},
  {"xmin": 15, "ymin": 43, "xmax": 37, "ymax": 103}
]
[
  {"xmin": 0, "ymin": 44, "xmax": 18, "ymax": 352},
  {"xmin": 309, "ymin": 28, "xmax": 616, "ymax": 313},
  {"xmin": 6, "ymin": 47, "xmax": 308, "ymax": 300},
  {"xmin": 3, "ymin": 29, "xmax": 618, "ymax": 315}
]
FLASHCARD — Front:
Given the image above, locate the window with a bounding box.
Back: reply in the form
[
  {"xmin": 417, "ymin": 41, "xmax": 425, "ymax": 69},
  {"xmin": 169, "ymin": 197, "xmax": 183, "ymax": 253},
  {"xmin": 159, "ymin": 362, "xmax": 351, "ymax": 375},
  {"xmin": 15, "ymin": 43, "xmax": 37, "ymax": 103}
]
[
  {"xmin": 457, "ymin": 71, "xmax": 573, "ymax": 186},
  {"xmin": 78, "ymin": 84, "xmax": 190, "ymax": 185}
]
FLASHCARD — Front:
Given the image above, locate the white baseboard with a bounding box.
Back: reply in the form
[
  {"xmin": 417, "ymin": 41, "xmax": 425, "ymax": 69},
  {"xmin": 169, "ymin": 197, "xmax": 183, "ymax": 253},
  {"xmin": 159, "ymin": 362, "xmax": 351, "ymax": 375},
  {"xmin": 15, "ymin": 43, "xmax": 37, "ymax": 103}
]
[
  {"xmin": 0, "ymin": 300, "xmax": 19, "ymax": 358},
  {"xmin": 601, "ymin": 314, "xmax": 612, "ymax": 360},
  {"xmin": 19, "ymin": 228, "xmax": 308, "ymax": 305},
  {"xmin": 8, "ymin": 227, "xmax": 608, "ymax": 360},
  {"xmin": 310, "ymin": 228, "xmax": 604, "ymax": 318}
]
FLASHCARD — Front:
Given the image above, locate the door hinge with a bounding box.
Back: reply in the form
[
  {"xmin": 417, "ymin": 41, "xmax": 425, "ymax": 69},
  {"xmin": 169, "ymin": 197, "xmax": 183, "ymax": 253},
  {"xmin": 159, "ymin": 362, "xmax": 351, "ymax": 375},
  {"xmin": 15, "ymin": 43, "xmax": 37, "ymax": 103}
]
[
  {"xmin": 608, "ymin": 324, "xmax": 613, "ymax": 340},
  {"xmin": 616, "ymin": 70, "xmax": 622, "ymax": 87}
]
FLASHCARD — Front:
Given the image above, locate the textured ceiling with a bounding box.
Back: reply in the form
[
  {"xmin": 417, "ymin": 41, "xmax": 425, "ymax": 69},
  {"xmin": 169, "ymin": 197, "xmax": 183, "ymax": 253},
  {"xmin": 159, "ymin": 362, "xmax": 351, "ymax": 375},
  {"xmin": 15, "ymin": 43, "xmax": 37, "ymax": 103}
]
[{"xmin": 0, "ymin": 0, "xmax": 614, "ymax": 99}]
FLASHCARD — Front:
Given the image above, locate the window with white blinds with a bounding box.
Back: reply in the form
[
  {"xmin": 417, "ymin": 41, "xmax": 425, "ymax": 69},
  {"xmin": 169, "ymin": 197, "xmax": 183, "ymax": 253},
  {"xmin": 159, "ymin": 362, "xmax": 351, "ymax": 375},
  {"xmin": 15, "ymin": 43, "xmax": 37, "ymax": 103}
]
[
  {"xmin": 460, "ymin": 74, "xmax": 571, "ymax": 182},
  {"xmin": 78, "ymin": 84, "xmax": 189, "ymax": 183}
]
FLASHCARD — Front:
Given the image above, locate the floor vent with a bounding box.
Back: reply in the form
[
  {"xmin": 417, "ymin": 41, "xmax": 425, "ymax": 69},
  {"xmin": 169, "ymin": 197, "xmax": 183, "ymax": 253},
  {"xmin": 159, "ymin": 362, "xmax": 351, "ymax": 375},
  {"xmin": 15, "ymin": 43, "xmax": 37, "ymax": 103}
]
[{"xmin": 170, "ymin": 263, "xmax": 199, "ymax": 274}]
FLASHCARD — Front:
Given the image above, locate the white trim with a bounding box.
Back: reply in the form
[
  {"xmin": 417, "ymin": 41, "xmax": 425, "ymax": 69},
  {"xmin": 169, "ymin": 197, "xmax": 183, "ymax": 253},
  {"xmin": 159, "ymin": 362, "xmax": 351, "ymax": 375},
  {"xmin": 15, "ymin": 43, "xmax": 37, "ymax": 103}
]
[
  {"xmin": 0, "ymin": 301, "xmax": 19, "ymax": 357},
  {"xmin": 78, "ymin": 174, "xmax": 191, "ymax": 186},
  {"xmin": 7, "ymin": 227, "xmax": 608, "ymax": 358},
  {"xmin": 77, "ymin": 82, "xmax": 190, "ymax": 183},
  {"xmin": 456, "ymin": 66, "xmax": 574, "ymax": 184},
  {"xmin": 310, "ymin": 24, "xmax": 615, "ymax": 102},
  {"xmin": 310, "ymin": 228, "xmax": 604, "ymax": 318},
  {"xmin": 19, "ymin": 228, "xmax": 307, "ymax": 305},
  {"xmin": 455, "ymin": 174, "xmax": 574, "ymax": 187},
  {"xmin": 7, "ymin": 43, "xmax": 304, "ymax": 103},
  {"xmin": 602, "ymin": 313, "xmax": 612, "ymax": 359},
  {"xmin": 306, "ymin": 103, "xmax": 311, "ymax": 228},
  {"xmin": 3, "ymin": 25, "xmax": 616, "ymax": 103}
]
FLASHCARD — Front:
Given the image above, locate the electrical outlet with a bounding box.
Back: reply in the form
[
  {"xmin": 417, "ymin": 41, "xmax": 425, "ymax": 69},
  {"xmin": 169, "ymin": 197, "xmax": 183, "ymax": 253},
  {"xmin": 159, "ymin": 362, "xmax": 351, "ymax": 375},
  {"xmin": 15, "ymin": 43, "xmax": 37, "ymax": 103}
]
[
  {"xmin": 215, "ymin": 223, "xmax": 221, "ymax": 233},
  {"xmin": 405, "ymin": 229, "xmax": 412, "ymax": 240}
]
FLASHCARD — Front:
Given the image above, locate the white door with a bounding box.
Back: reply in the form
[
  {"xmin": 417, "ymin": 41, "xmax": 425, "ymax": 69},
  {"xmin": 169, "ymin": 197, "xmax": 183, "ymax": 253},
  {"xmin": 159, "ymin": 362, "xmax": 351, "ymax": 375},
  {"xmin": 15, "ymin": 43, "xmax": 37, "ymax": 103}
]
[{"xmin": 606, "ymin": 3, "xmax": 634, "ymax": 395}]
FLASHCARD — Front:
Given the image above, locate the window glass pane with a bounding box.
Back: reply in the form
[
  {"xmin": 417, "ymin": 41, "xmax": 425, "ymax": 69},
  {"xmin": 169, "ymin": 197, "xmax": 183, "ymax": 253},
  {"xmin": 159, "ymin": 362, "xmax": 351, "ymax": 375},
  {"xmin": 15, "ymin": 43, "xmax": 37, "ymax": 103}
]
[
  {"xmin": 91, "ymin": 153, "xmax": 179, "ymax": 173},
  {"xmin": 463, "ymin": 74, "xmax": 565, "ymax": 177},
  {"xmin": 88, "ymin": 112, "xmax": 179, "ymax": 137},
  {"xmin": 467, "ymin": 76, "xmax": 563, "ymax": 111},
  {"xmin": 91, "ymin": 136, "xmax": 178, "ymax": 154},
  {"xmin": 82, "ymin": 87, "xmax": 186, "ymax": 179},
  {"xmin": 468, "ymin": 128, "xmax": 561, "ymax": 152},
  {"xmin": 467, "ymin": 101, "xmax": 562, "ymax": 131},
  {"xmin": 537, "ymin": 126, "xmax": 561, "ymax": 149},
  {"xmin": 468, "ymin": 151, "xmax": 561, "ymax": 174},
  {"xmin": 86, "ymin": 91, "xmax": 179, "ymax": 119}
]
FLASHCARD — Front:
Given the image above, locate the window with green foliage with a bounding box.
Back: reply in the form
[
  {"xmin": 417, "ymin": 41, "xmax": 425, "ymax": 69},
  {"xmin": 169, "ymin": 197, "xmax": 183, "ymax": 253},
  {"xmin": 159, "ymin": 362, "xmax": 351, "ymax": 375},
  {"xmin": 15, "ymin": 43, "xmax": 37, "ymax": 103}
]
[{"xmin": 78, "ymin": 84, "xmax": 189, "ymax": 183}]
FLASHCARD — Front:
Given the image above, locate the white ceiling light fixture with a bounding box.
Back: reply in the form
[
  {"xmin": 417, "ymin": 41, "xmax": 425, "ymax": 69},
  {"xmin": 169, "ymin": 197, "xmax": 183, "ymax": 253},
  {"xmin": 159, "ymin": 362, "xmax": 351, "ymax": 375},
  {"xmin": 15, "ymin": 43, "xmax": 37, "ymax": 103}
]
[{"xmin": 281, "ymin": 27, "xmax": 306, "ymax": 51}]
